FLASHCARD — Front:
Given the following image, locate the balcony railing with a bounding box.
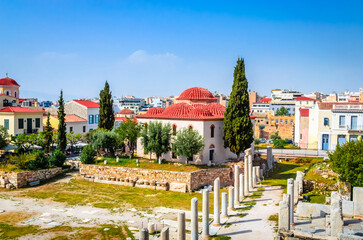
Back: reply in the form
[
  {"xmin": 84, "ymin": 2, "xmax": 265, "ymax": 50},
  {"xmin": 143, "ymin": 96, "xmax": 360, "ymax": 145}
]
[{"xmin": 337, "ymin": 125, "xmax": 363, "ymax": 131}]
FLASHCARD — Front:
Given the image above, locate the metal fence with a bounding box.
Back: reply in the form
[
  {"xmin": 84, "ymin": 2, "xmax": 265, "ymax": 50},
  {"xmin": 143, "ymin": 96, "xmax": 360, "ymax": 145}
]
[{"xmin": 255, "ymin": 148, "xmax": 328, "ymax": 157}]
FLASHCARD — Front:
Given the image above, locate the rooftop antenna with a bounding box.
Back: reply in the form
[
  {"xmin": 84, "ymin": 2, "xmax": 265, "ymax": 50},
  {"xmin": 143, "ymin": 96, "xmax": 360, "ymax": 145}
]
[{"xmin": 6, "ymin": 73, "xmax": 8, "ymax": 78}]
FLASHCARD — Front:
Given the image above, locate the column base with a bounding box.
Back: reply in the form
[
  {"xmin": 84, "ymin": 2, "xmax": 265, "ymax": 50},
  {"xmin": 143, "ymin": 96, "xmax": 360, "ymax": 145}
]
[
  {"xmin": 221, "ymin": 214, "xmax": 228, "ymax": 218},
  {"xmin": 212, "ymin": 223, "xmax": 221, "ymax": 227},
  {"xmin": 234, "ymin": 201, "xmax": 240, "ymax": 205},
  {"xmin": 228, "ymin": 208, "xmax": 234, "ymax": 211},
  {"xmin": 202, "ymin": 235, "xmax": 210, "ymax": 239}
]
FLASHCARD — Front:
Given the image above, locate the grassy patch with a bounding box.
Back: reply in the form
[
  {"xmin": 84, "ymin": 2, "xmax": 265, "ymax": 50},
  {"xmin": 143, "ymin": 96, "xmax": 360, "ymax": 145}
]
[
  {"xmin": 262, "ymin": 158, "xmax": 323, "ymax": 192},
  {"xmin": 19, "ymin": 178, "xmax": 218, "ymax": 211},
  {"xmin": 303, "ymin": 191, "xmax": 327, "ymax": 204},
  {"xmin": 0, "ymin": 223, "xmax": 38, "ymax": 239},
  {"xmin": 224, "ymin": 223, "xmax": 232, "ymax": 228},
  {"xmin": 268, "ymin": 214, "xmax": 278, "ymax": 226},
  {"xmin": 211, "ymin": 236, "xmax": 231, "ymax": 240},
  {"xmin": 95, "ymin": 157, "xmax": 228, "ymax": 172}
]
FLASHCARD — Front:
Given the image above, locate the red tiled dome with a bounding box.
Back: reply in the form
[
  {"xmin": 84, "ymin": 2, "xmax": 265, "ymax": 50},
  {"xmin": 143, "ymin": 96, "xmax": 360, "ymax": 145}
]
[
  {"xmin": 0, "ymin": 77, "xmax": 20, "ymax": 87},
  {"xmin": 177, "ymin": 87, "xmax": 216, "ymax": 101},
  {"xmin": 160, "ymin": 103, "xmax": 193, "ymax": 118},
  {"xmin": 145, "ymin": 107, "xmax": 164, "ymax": 116},
  {"xmin": 118, "ymin": 108, "xmax": 135, "ymax": 114},
  {"xmin": 205, "ymin": 102, "xmax": 226, "ymax": 116}
]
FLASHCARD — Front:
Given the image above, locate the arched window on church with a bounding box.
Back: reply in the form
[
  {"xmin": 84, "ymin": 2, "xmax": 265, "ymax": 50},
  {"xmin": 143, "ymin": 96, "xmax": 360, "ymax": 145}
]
[
  {"xmin": 14, "ymin": 91, "xmax": 17, "ymax": 98},
  {"xmin": 172, "ymin": 124, "xmax": 177, "ymax": 136},
  {"xmin": 210, "ymin": 124, "xmax": 215, "ymax": 138},
  {"xmin": 6, "ymin": 91, "xmax": 10, "ymax": 96}
]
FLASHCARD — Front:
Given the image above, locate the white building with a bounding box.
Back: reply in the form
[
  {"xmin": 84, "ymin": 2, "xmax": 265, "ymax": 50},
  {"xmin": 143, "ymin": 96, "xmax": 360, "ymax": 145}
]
[
  {"xmin": 251, "ymin": 102, "xmax": 270, "ymax": 114},
  {"xmin": 65, "ymin": 100, "xmax": 99, "ymax": 132},
  {"xmin": 136, "ymin": 87, "xmax": 255, "ymax": 165},
  {"xmin": 294, "ymin": 96, "xmax": 318, "ymax": 145}
]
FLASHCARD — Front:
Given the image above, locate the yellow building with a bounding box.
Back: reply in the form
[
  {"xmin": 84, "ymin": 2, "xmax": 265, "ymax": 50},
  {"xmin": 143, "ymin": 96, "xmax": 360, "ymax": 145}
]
[
  {"xmin": 0, "ymin": 75, "xmax": 44, "ymax": 136},
  {"xmin": 43, "ymin": 114, "xmax": 87, "ymax": 134},
  {"xmin": 0, "ymin": 107, "xmax": 43, "ymax": 136}
]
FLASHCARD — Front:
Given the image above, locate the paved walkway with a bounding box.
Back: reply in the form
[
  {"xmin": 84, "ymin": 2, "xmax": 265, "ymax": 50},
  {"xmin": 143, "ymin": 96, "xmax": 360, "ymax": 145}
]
[{"xmin": 217, "ymin": 185, "xmax": 283, "ymax": 240}]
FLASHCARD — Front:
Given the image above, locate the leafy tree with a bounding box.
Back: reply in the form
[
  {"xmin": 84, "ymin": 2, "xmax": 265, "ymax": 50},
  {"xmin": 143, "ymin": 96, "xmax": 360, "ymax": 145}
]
[
  {"xmin": 11, "ymin": 134, "xmax": 33, "ymax": 153},
  {"xmin": 273, "ymin": 139, "xmax": 288, "ymax": 149},
  {"xmin": 172, "ymin": 128, "xmax": 204, "ymax": 162},
  {"xmin": 140, "ymin": 121, "xmax": 172, "ymax": 161},
  {"xmin": 49, "ymin": 149, "xmax": 66, "ymax": 167},
  {"xmin": 114, "ymin": 118, "xmax": 142, "ymax": 158},
  {"xmin": 80, "ymin": 145, "xmax": 96, "ymax": 164},
  {"xmin": 270, "ymin": 131, "xmax": 281, "ymax": 141},
  {"xmin": 91, "ymin": 129, "xmax": 118, "ymax": 156},
  {"xmin": 98, "ymin": 81, "xmax": 114, "ymax": 130},
  {"xmin": 57, "ymin": 90, "xmax": 67, "ymax": 152},
  {"xmin": 224, "ymin": 58, "xmax": 254, "ymax": 160},
  {"xmin": 276, "ymin": 107, "xmax": 289, "ymax": 116},
  {"xmin": 0, "ymin": 125, "xmax": 9, "ymax": 149},
  {"xmin": 67, "ymin": 132, "xmax": 83, "ymax": 150},
  {"xmin": 254, "ymin": 139, "xmax": 261, "ymax": 145},
  {"xmin": 329, "ymin": 139, "xmax": 363, "ymax": 187},
  {"xmin": 43, "ymin": 112, "xmax": 54, "ymax": 153},
  {"xmin": 27, "ymin": 150, "xmax": 48, "ymax": 170}
]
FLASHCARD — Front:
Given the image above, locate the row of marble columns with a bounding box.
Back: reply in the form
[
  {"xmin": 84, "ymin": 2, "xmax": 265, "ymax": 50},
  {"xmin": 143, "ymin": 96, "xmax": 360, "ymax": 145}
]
[
  {"xmin": 139, "ymin": 149, "xmax": 262, "ymax": 239},
  {"xmin": 278, "ymin": 178, "xmax": 295, "ymax": 231}
]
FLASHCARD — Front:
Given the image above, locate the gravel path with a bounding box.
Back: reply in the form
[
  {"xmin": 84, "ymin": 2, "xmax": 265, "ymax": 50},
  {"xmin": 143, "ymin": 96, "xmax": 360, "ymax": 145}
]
[{"xmin": 217, "ymin": 185, "xmax": 283, "ymax": 240}]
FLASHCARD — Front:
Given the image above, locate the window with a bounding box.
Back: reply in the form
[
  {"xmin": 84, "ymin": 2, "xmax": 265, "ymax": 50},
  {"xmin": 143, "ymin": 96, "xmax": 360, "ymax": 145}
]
[
  {"xmin": 290, "ymin": 120, "xmax": 293, "ymax": 123},
  {"xmin": 18, "ymin": 119, "xmax": 24, "ymax": 129},
  {"xmin": 172, "ymin": 124, "xmax": 177, "ymax": 136},
  {"xmin": 70, "ymin": 127, "xmax": 73, "ymax": 132},
  {"xmin": 89, "ymin": 115, "xmax": 94, "ymax": 124},
  {"xmin": 6, "ymin": 91, "xmax": 10, "ymax": 96},
  {"xmin": 4, "ymin": 119, "xmax": 9, "ymax": 130},
  {"xmin": 324, "ymin": 118, "xmax": 329, "ymax": 126},
  {"xmin": 338, "ymin": 135, "xmax": 346, "ymax": 145},
  {"xmin": 95, "ymin": 114, "xmax": 99, "ymax": 124},
  {"xmin": 351, "ymin": 116, "xmax": 358, "ymax": 130},
  {"xmin": 280, "ymin": 119, "xmax": 283, "ymax": 123},
  {"xmin": 83, "ymin": 126, "xmax": 86, "ymax": 132},
  {"xmin": 339, "ymin": 116, "xmax": 345, "ymax": 127},
  {"xmin": 300, "ymin": 133, "xmax": 302, "ymax": 139},
  {"xmin": 35, "ymin": 118, "xmax": 40, "ymax": 128},
  {"xmin": 285, "ymin": 119, "xmax": 288, "ymax": 124},
  {"xmin": 349, "ymin": 135, "xmax": 358, "ymax": 142},
  {"xmin": 210, "ymin": 125, "xmax": 215, "ymax": 138}
]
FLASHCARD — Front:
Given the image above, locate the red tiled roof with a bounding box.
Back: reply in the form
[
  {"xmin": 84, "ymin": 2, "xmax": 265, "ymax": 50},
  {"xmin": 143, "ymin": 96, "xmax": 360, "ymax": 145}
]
[
  {"xmin": 299, "ymin": 108, "xmax": 309, "ymax": 117},
  {"xmin": 0, "ymin": 77, "xmax": 20, "ymax": 87},
  {"xmin": 177, "ymin": 87, "xmax": 217, "ymax": 101},
  {"xmin": 0, "ymin": 106, "xmax": 42, "ymax": 113},
  {"xmin": 65, "ymin": 114, "xmax": 87, "ymax": 123},
  {"xmin": 296, "ymin": 96, "xmax": 317, "ymax": 101},
  {"xmin": 118, "ymin": 108, "xmax": 135, "ymax": 114},
  {"xmin": 348, "ymin": 100, "xmax": 359, "ymax": 103},
  {"xmin": 115, "ymin": 117, "xmax": 137, "ymax": 123},
  {"xmin": 260, "ymin": 98, "xmax": 271, "ymax": 102},
  {"xmin": 74, "ymin": 100, "xmax": 99, "ymax": 108}
]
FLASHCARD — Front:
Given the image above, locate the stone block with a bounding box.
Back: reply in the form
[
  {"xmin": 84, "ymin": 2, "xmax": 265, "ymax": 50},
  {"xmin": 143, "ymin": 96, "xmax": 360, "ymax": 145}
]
[
  {"xmin": 278, "ymin": 200, "xmax": 290, "ymax": 232},
  {"xmin": 342, "ymin": 200, "xmax": 354, "ymax": 218},
  {"xmin": 353, "ymin": 187, "xmax": 363, "ymax": 218},
  {"xmin": 170, "ymin": 182, "xmax": 187, "ymax": 192},
  {"xmin": 330, "ymin": 207, "xmax": 343, "ymax": 237},
  {"xmin": 296, "ymin": 202, "xmax": 331, "ymax": 217}
]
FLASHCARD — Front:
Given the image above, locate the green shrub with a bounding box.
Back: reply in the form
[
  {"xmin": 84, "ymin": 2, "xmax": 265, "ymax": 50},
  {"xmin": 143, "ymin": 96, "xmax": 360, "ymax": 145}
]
[
  {"xmin": 80, "ymin": 145, "xmax": 96, "ymax": 164},
  {"xmin": 49, "ymin": 150, "xmax": 66, "ymax": 167},
  {"xmin": 254, "ymin": 139, "xmax": 261, "ymax": 145},
  {"xmin": 328, "ymin": 139, "xmax": 363, "ymax": 187},
  {"xmin": 27, "ymin": 150, "xmax": 48, "ymax": 170},
  {"xmin": 273, "ymin": 139, "xmax": 288, "ymax": 149},
  {"xmin": 7, "ymin": 153, "xmax": 34, "ymax": 170}
]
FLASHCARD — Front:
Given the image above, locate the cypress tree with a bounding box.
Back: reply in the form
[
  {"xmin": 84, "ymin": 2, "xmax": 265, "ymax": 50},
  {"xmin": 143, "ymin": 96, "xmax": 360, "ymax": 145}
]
[
  {"xmin": 57, "ymin": 90, "xmax": 67, "ymax": 152},
  {"xmin": 224, "ymin": 58, "xmax": 253, "ymax": 160},
  {"xmin": 98, "ymin": 81, "xmax": 114, "ymax": 130},
  {"xmin": 44, "ymin": 112, "xmax": 53, "ymax": 153}
]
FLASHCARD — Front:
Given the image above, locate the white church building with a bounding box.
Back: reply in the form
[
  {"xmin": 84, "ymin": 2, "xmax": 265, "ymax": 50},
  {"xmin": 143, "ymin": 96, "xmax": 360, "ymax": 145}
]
[{"xmin": 136, "ymin": 87, "xmax": 255, "ymax": 165}]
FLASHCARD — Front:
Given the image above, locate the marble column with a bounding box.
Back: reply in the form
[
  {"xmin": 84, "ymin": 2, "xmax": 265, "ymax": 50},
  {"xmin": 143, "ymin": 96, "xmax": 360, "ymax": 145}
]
[
  {"xmin": 213, "ymin": 178, "xmax": 220, "ymax": 226},
  {"xmin": 139, "ymin": 228, "xmax": 149, "ymax": 240},
  {"xmin": 239, "ymin": 174, "xmax": 244, "ymax": 200},
  {"xmin": 228, "ymin": 186, "xmax": 234, "ymax": 211},
  {"xmin": 234, "ymin": 165, "xmax": 240, "ymax": 204},
  {"xmin": 160, "ymin": 227, "xmax": 169, "ymax": 240},
  {"xmin": 202, "ymin": 190, "xmax": 209, "ymax": 239},
  {"xmin": 248, "ymin": 154, "xmax": 253, "ymax": 191},
  {"xmin": 287, "ymin": 178, "xmax": 295, "ymax": 225},
  {"xmin": 221, "ymin": 192, "xmax": 228, "ymax": 218},
  {"xmin": 191, "ymin": 197, "xmax": 198, "ymax": 240},
  {"xmin": 244, "ymin": 154, "xmax": 249, "ymax": 195},
  {"xmin": 178, "ymin": 211, "xmax": 186, "ymax": 240}
]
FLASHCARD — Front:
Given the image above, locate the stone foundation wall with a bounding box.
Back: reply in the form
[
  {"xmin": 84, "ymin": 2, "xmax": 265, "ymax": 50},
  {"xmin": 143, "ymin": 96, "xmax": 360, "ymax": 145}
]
[
  {"xmin": 0, "ymin": 167, "xmax": 63, "ymax": 188},
  {"xmin": 79, "ymin": 164, "xmax": 233, "ymax": 192}
]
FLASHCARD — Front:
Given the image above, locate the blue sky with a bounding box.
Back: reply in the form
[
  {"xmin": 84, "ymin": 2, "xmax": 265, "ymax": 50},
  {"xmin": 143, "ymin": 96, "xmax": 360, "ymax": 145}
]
[{"xmin": 1, "ymin": 0, "xmax": 363, "ymax": 101}]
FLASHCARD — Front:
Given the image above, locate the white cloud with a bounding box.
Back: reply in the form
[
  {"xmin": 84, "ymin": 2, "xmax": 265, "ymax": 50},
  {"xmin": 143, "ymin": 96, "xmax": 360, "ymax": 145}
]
[{"xmin": 124, "ymin": 50, "xmax": 181, "ymax": 65}]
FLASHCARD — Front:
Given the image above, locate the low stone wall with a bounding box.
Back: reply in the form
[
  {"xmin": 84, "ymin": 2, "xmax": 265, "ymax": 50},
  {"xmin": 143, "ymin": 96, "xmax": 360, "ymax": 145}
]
[
  {"xmin": 0, "ymin": 167, "xmax": 63, "ymax": 188},
  {"xmin": 79, "ymin": 164, "xmax": 233, "ymax": 192}
]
